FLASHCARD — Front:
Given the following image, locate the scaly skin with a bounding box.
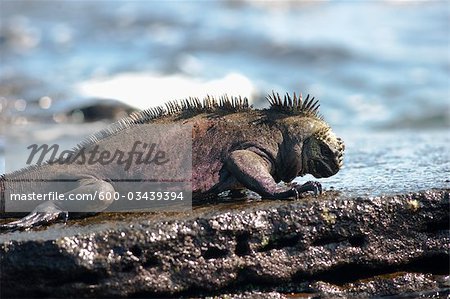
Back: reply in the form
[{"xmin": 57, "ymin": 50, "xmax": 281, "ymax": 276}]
[{"xmin": 0, "ymin": 92, "xmax": 344, "ymax": 230}]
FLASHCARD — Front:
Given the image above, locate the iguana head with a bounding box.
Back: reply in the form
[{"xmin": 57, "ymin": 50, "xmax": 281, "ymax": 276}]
[
  {"xmin": 302, "ymin": 127, "xmax": 344, "ymax": 178},
  {"xmin": 267, "ymin": 91, "xmax": 344, "ymax": 180}
]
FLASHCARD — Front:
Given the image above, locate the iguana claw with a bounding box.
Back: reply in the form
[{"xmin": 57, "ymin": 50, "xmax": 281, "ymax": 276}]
[
  {"xmin": 0, "ymin": 202, "xmax": 68, "ymax": 232},
  {"xmin": 293, "ymin": 181, "xmax": 322, "ymax": 197}
]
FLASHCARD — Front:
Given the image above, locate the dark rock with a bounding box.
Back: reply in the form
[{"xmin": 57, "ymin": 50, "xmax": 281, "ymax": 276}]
[
  {"xmin": 1, "ymin": 189, "xmax": 449, "ymax": 298},
  {"xmin": 65, "ymin": 99, "xmax": 138, "ymax": 122}
]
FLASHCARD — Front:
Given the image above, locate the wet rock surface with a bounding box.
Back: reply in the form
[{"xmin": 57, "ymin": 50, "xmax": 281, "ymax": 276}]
[{"xmin": 1, "ymin": 189, "xmax": 449, "ymax": 298}]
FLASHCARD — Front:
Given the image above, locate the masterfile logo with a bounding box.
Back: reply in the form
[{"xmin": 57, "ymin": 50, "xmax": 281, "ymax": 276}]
[
  {"xmin": 26, "ymin": 141, "xmax": 170, "ymax": 171},
  {"xmin": 3, "ymin": 123, "xmax": 193, "ymax": 212}
]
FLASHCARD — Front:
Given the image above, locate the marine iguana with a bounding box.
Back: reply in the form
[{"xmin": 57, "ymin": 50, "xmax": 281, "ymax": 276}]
[{"xmin": 0, "ymin": 92, "xmax": 344, "ymax": 230}]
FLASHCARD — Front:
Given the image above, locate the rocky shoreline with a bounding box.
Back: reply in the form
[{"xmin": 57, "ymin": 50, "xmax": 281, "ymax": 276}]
[{"xmin": 1, "ymin": 189, "xmax": 449, "ymax": 298}]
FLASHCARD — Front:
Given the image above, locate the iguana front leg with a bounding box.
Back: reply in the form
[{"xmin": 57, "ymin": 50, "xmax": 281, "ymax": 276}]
[
  {"xmin": 0, "ymin": 177, "xmax": 115, "ymax": 231},
  {"xmin": 225, "ymin": 150, "xmax": 321, "ymax": 199}
]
